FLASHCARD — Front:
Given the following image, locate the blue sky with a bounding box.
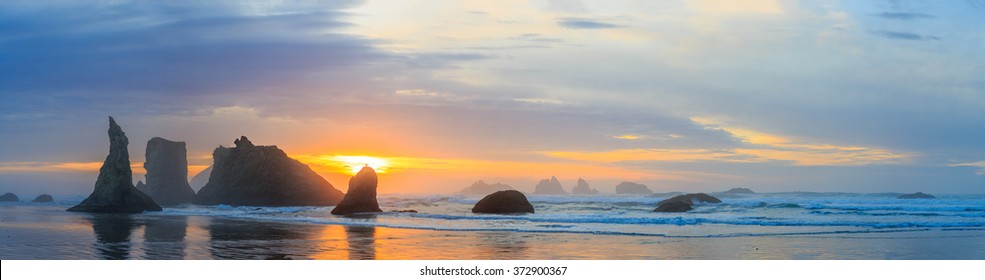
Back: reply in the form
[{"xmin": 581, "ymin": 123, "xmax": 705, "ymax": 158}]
[{"xmin": 1, "ymin": 0, "xmax": 983, "ymax": 195}]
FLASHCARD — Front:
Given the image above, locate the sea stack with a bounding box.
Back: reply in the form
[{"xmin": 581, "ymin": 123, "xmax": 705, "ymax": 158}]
[
  {"xmin": 533, "ymin": 176, "xmax": 567, "ymax": 195},
  {"xmin": 138, "ymin": 137, "xmax": 196, "ymax": 205},
  {"xmin": 195, "ymin": 136, "xmax": 344, "ymax": 206},
  {"xmin": 654, "ymin": 193, "xmax": 722, "ymax": 212},
  {"xmin": 898, "ymin": 192, "xmax": 936, "ymax": 199},
  {"xmin": 471, "ymin": 190, "xmax": 535, "ymax": 214},
  {"xmin": 615, "ymin": 182, "xmax": 653, "ymax": 195},
  {"xmin": 722, "ymin": 187, "xmax": 755, "ymax": 195},
  {"xmin": 570, "ymin": 178, "xmax": 599, "ymax": 195},
  {"xmin": 31, "ymin": 194, "xmax": 54, "ymax": 203},
  {"xmin": 189, "ymin": 165, "xmax": 212, "ymax": 191},
  {"xmin": 0, "ymin": 193, "xmax": 18, "ymax": 202},
  {"xmin": 331, "ymin": 166, "xmax": 383, "ymax": 215},
  {"xmin": 458, "ymin": 180, "xmax": 515, "ymax": 195},
  {"xmin": 68, "ymin": 117, "xmax": 162, "ymax": 213}
]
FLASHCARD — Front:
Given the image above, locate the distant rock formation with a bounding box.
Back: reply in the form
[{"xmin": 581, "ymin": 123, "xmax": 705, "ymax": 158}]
[
  {"xmin": 654, "ymin": 193, "xmax": 722, "ymax": 212},
  {"xmin": 31, "ymin": 194, "xmax": 54, "ymax": 203},
  {"xmin": 648, "ymin": 192, "xmax": 684, "ymax": 198},
  {"xmin": 194, "ymin": 136, "xmax": 344, "ymax": 206},
  {"xmin": 189, "ymin": 165, "xmax": 212, "ymax": 191},
  {"xmin": 471, "ymin": 190, "xmax": 535, "ymax": 214},
  {"xmin": 68, "ymin": 117, "xmax": 162, "ymax": 213},
  {"xmin": 0, "ymin": 193, "xmax": 18, "ymax": 202},
  {"xmin": 615, "ymin": 182, "xmax": 653, "ymax": 195},
  {"xmin": 571, "ymin": 178, "xmax": 599, "ymax": 195},
  {"xmin": 458, "ymin": 180, "xmax": 515, "ymax": 195},
  {"xmin": 898, "ymin": 192, "xmax": 936, "ymax": 199},
  {"xmin": 138, "ymin": 137, "xmax": 196, "ymax": 205},
  {"xmin": 135, "ymin": 180, "xmax": 145, "ymax": 189},
  {"xmin": 722, "ymin": 187, "xmax": 755, "ymax": 194},
  {"xmin": 533, "ymin": 176, "xmax": 567, "ymax": 195},
  {"xmin": 331, "ymin": 166, "xmax": 383, "ymax": 215}
]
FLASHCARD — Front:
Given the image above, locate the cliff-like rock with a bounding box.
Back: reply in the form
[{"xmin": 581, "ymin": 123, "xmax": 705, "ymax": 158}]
[
  {"xmin": 471, "ymin": 190, "xmax": 535, "ymax": 214},
  {"xmin": 570, "ymin": 178, "xmax": 598, "ymax": 195},
  {"xmin": 331, "ymin": 166, "xmax": 383, "ymax": 215},
  {"xmin": 533, "ymin": 176, "xmax": 567, "ymax": 195},
  {"xmin": 139, "ymin": 137, "xmax": 196, "ymax": 205},
  {"xmin": 68, "ymin": 117, "xmax": 162, "ymax": 213},
  {"xmin": 194, "ymin": 136, "xmax": 344, "ymax": 206},
  {"xmin": 615, "ymin": 182, "xmax": 653, "ymax": 195},
  {"xmin": 458, "ymin": 180, "xmax": 515, "ymax": 195}
]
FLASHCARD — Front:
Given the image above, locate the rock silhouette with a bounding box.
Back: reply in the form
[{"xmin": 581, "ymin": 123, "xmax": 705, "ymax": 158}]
[
  {"xmin": 195, "ymin": 136, "xmax": 344, "ymax": 206},
  {"xmin": 458, "ymin": 180, "xmax": 515, "ymax": 195},
  {"xmin": 32, "ymin": 194, "xmax": 54, "ymax": 203},
  {"xmin": 722, "ymin": 187, "xmax": 755, "ymax": 194},
  {"xmin": 570, "ymin": 178, "xmax": 598, "ymax": 195},
  {"xmin": 189, "ymin": 165, "xmax": 212, "ymax": 191},
  {"xmin": 615, "ymin": 182, "xmax": 653, "ymax": 195},
  {"xmin": 68, "ymin": 117, "xmax": 162, "ymax": 213},
  {"xmin": 331, "ymin": 166, "xmax": 383, "ymax": 215},
  {"xmin": 533, "ymin": 176, "xmax": 567, "ymax": 195},
  {"xmin": 138, "ymin": 137, "xmax": 196, "ymax": 205},
  {"xmin": 654, "ymin": 193, "xmax": 721, "ymax": 212},
  {"xmin": 471, "ymin": 190, "xmax": 535, "ymax": 214},
  {"xmin": 0, "ymin": 193, "xmax": 18, "ymax": 202},
  {"xmin": 898, "ymin": 192, "xmax": 936, "ymax": 199}
]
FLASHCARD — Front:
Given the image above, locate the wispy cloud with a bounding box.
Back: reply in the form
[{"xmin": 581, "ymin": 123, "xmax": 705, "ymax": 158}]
[
  {"xmin": 557, "ymin": 18, "xmax": 621, "ymax": 29},
  {"xmin": 874, "ymin": 12, "xmax": 936, "ymax": 20},
  {"xmin": 613, "ymin": 134, "xmax": 642, "ymax": 140},
  {"xmin": 950, "ymin": 161, "xmax": 985, "ymax": 175},
  {"xmin": 543, "ymin": 118, "xmax": 910, "ymax": 166},
  {"xmin": 870, "ymin": 30, "xmax": 941, "ymax": 41}
]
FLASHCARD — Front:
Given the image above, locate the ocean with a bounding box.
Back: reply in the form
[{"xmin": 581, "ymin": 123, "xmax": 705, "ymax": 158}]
[{"xmin": 2, "ymin": 192, "xmax": 983, "ymax": 259}]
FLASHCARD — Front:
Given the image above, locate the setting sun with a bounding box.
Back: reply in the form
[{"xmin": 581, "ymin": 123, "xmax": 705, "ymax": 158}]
[{"xmin": 333, "ymin": 155, "xmax": 390, "ymax": 175}]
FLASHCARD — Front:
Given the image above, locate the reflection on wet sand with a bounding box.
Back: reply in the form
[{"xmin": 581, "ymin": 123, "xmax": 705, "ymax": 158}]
[
  {"xmin": 87, "ymin": 214, "xmax": 138, "ymax": 260},
  {"xmin": 475, "ymin": 232, "xmax": 528, "ymax": 259},
  {"xmin": 206, "ymin": 218, "xmax": 315, "ymax": 259},
  {"xmin": 143, "ymin": 216, "xmax": 188, "ymax": 259},
  {"xmin": 345, "ymin": 226, "xmax": 376, "ymax": 260}
]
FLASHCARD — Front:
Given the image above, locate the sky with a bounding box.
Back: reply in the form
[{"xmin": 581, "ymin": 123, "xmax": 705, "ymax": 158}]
[{"xmin": 1, "ymin": 0, "xmax": 983, "ymax": 196}]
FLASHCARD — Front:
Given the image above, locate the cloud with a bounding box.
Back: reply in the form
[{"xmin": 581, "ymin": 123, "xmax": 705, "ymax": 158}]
[
  {"xmin": 543, "ymin": 117, "xmax": 910, "ymax": 167},
  {"xmin": 557, "ymin": 18, "xmax": 621, "ymax": 29},
  {"xmin": 613, "ymin": 135, "xmax": 642, "ymax": 140},
  {"xmin": 950, "ymin": 161, "xmax": 985, "ymax": 175},
  {"xmin": 511, "ymin": 33, "xmax": 564, "ymax": 43},
  {"xmin": 870, "ymin": 30, "xmax": 941, "ymax": 41},
  {"xmin": 874, "ymin": 12, "xmax": 936, "ymax": 20}
]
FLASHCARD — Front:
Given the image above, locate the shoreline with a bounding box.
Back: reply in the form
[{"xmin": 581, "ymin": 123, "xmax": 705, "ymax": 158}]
[{"xmin": 3, "ymin": 204, "xmax": 985, "ymax": 260}]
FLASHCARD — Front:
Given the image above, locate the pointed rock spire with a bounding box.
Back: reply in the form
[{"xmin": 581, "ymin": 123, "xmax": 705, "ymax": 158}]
[{"xmin": 68, "ymin": 116, "xmax": 161, "ymax": 213}]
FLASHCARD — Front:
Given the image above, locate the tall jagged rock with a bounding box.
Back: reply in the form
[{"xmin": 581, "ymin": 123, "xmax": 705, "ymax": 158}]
[
  {"xmin": 458, "ymin": 180, "xmax": 515, "ymax": 195},
  {"xmin": 138, "ymin": 137, "xmax": 196, "ymax": 205},
  {"xmin": 615, "ymin": 181, "xmax": 653, "ymax": 195},
  {"xmin": 194, "ymin": 136, "xmax": 344, "ymax": 206},
  {"xmin": 68, "ymin": 117, "xmax": 162, "ymax": 213},
  {"xmin": 570, "ymin": 178, "xmax": 599, "ymax": 195},
  {"xmin": 533, "ymin": 176, "xmax": 567, "ymax": 195},
  {"xmin": 331, "ymin": 166, "xmax": 383, "ymax": 215}
]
